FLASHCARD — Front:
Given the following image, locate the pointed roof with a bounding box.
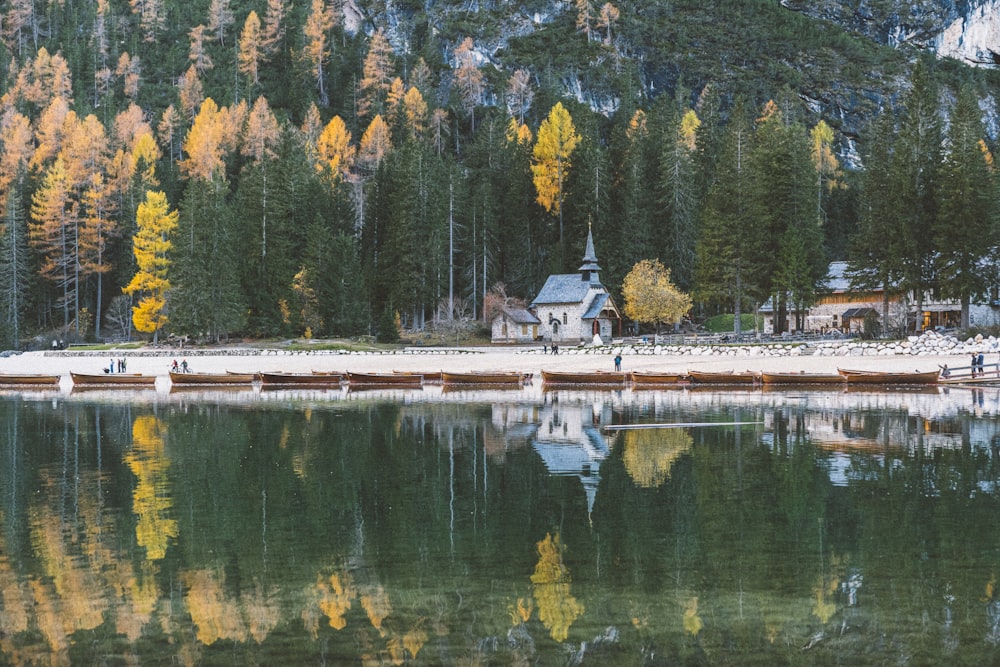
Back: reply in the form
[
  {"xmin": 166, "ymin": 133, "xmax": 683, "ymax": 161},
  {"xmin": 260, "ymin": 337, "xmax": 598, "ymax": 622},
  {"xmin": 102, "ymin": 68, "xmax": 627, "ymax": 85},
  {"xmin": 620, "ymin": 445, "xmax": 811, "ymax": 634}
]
[{"xmin": 577, "ymin": 225, "xmax": 601, "ymax": 275}]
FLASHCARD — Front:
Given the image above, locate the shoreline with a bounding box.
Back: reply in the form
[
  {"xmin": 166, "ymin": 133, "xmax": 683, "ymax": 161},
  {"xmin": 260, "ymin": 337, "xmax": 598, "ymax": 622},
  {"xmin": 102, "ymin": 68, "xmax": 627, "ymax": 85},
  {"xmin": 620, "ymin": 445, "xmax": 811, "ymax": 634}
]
[{"xmin": 0, "ymin": 345, "xmax": 980, "ymax": 379}]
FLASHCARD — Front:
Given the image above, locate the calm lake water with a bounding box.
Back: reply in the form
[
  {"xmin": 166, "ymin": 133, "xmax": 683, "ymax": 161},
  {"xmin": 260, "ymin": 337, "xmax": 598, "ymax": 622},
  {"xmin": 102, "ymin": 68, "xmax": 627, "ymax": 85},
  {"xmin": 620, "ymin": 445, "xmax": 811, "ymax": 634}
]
[{"xmin": 3, "ymin": 384, "xmax": 1000, "ymax": 665}]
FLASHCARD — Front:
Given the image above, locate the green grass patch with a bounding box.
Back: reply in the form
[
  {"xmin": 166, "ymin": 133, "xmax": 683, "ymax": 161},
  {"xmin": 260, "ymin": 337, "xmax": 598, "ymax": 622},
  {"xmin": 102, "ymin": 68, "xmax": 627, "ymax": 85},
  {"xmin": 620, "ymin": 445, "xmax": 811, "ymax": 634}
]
[
  {"xmin": 68, "ymin": 342, "xmax": 146, "ymax": 351},
  {"xmin": 701, "ymin": 314, "xmax": 763, "ymax": 333}
]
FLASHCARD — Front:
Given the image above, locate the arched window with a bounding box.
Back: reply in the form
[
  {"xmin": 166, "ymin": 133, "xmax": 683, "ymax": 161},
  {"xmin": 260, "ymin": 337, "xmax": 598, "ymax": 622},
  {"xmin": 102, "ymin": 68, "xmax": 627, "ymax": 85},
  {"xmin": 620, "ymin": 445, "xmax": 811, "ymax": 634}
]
[{"xmin": 562, "ymin": 312, "xmax": 568, "ymax": 325}]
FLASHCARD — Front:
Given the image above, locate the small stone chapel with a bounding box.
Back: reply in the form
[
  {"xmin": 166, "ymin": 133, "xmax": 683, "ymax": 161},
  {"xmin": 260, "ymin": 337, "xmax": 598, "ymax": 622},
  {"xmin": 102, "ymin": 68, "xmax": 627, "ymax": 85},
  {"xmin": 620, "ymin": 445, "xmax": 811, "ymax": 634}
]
[{"xmin": 529, "ymin": 228, "xmax": 622, "ymax": 344}]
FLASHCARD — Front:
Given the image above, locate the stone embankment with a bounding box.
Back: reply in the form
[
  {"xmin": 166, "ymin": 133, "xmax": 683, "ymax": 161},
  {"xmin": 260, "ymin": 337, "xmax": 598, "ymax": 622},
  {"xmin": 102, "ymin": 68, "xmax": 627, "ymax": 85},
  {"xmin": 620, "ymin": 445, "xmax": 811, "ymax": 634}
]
[{"xmin": 525, "ymin": 330, "xmax": 999, "ymax": 358}]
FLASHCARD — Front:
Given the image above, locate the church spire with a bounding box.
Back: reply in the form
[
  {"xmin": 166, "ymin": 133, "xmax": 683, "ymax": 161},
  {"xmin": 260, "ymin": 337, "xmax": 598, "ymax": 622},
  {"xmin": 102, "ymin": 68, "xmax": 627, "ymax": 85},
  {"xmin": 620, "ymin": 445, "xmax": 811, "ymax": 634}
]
[{"xmin": 578, "ymin": 222, "xmax": 601, "ymax": 284}]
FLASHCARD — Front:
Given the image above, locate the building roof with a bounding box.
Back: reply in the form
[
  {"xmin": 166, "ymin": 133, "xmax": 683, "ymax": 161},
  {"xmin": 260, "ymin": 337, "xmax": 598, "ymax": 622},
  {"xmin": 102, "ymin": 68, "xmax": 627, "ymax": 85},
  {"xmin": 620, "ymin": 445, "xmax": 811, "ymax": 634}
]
[
  {"xmin": 842, "ymin": 307, "xmax": 878, "ymax": 319},
  {"xmin": 581, "ymin": 292, "xmax": 612, "ymax": 319},
  {"xmin": 502, "ymin": 307, "xmax": 541, "ymax": 324},
  {"xmin": 531, "ymin": 273, "xmax": 597, "ymax": 306}
]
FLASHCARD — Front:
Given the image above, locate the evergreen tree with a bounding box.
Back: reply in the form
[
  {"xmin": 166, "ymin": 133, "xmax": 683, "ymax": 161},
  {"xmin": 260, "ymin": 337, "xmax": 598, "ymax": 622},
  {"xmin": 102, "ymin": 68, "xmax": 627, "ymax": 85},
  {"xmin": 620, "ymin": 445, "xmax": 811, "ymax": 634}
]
[
  {"xmin": 694, "ymin": 102, "xmax": 758, "ymax": 335},
  {"xmin": 935, "ymin": 84, "xmax": 999, "ymax": 328},
  {"xmin": 849, "ymin": 113, "xmax": 905, "ymax": 328},
  {"xmin": 659, "ymin": 104, "xmax": 701, "ymax": 291},
  {"xmin": 892, "ymin": 59, "xmax": 943, "ymax": 330},
  {"xmin": 170, "ymin": 178, "xmax": 246, "ymax": 340}
]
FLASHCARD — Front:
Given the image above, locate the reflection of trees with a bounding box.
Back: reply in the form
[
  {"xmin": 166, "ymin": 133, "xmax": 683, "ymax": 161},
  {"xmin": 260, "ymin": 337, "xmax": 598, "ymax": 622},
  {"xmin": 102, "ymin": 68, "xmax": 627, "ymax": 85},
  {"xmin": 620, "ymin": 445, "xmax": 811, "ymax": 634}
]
[
  {"xmin": 125, "ymin": 415, "xmax": 177, "ymax": 560},
  {"xmin": 622, "ymin": 428, "xmax": 693, "ymax": 488},
  {"xmin": 531, "ymin": 533, "xmax": 584, "ymax": 641}
]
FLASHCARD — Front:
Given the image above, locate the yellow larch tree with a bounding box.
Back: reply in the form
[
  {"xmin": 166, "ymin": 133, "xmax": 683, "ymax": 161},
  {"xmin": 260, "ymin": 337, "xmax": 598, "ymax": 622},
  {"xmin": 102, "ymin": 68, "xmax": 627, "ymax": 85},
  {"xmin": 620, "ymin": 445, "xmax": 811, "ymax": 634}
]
[
  {"xmin": 238, "ymin": 11, "xmax": 263, "ymax": 88},
  {"xmin": 177, "ymin": 65, "xmax": 205, "ymax": 121},
  {"xmin": 29, "ymin": 97, "xmax": 71, "ymax": 171},
  {"xmin": 242, "ymin": 96, "xmax": 281, "ymax": 260},
  {"xmin": 453, "ymin": 37, "xmax": 485, "ymax": 130},
  {"xmin": 29, "ymin": 157, "xmax": 77, "ymax": 329},
  {"xmin": 122, "ymin": 190, "xmax": 177, "ymax": 341},
  {"xmin": 402, "ymin": 86, "xmax": 428, "ymax": 139},
  {"xmin": 531, "ymin": 102, "xmax": 579, "ymax": 252},
  {"xmin": 180, "ymin": 98, "xmax": 225, "ymax": 182},
  {"xmin": 260, "ymin": 0, "xmax": 288, "ymax": 56},
  {"xmin": 188, "ymin": 24, "xmax": 214, "ymax": 74},
  {"xmin": 302, "ymin": 0, "xmax": 335, "ymax": 105},
  {"xmin": 129, "ymin": 0, "xmax": 166, "ymax": 42},
  {"xmin": 357, "ymin": 28, "xmax": 394, "ymax": 120},
  {"xmin": 621, "ymin": 259, "xmax": 692, "ymax": 332},
  {"xmin": 316, "ymin": 115, "xmax": 355, "ymax": 180},
  {"xmin": 358, "ymin": 114, "xmax": 392, "ymax": 173},
  {"xmin": 207, "ymin": 0, "xmax": 234, "ymax": 45}
]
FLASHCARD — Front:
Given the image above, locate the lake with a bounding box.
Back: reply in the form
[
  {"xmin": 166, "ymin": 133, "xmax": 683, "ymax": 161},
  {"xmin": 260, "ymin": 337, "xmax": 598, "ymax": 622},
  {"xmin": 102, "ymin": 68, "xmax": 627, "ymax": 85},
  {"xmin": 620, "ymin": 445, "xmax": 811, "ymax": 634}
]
[{"xmin": 2, "ymin": 384, "xmax": 1000, "ymax": 665}]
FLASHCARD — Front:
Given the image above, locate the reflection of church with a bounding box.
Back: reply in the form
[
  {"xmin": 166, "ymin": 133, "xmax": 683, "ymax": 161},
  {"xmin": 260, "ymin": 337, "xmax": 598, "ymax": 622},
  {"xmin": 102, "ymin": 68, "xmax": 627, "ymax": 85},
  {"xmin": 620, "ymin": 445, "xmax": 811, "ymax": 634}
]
[{"xmin": 531, "ymin": 399, "xmax": 611, "ymax": 516}]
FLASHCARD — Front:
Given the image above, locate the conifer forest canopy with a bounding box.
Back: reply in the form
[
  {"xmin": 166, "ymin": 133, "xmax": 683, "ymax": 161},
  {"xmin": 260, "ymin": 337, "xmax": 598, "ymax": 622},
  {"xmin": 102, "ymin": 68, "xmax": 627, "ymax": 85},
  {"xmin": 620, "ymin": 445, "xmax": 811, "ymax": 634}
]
[{"xmin": 0, "ymin": 0, "xmax": 998, "ymax": 347}]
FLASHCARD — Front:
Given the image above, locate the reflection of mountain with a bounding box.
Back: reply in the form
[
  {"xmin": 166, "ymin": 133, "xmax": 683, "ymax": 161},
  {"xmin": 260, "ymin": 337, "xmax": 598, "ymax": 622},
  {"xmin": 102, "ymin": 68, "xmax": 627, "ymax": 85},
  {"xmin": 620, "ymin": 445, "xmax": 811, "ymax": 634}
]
[{"xmin": 531, "ymin": 400, "xmax": 611, "ymax": 516}]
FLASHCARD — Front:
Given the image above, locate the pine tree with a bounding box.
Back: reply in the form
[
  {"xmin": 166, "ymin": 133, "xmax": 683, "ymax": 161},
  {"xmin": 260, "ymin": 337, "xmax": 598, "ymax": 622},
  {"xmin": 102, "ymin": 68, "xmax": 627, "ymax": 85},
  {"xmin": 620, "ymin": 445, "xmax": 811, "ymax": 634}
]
[
  {"xmin": 532, "ymin": 102, "xmax": 580, "ymax": 266},
  {"xmin": 121, "ymin": 190, "xmax": 176, "ymax": 342},
  {"xmin": 694, "ymin": 102, "xmax": 757, "ymax": 334},
  {"xmin": 935, "ymin": 84, "xmax": 999, "ymax": 328}
]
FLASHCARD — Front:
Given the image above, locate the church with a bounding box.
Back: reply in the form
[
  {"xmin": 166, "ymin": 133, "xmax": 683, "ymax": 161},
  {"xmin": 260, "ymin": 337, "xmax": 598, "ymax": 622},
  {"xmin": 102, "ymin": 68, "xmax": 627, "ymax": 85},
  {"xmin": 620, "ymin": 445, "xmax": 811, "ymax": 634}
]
[{"xmin": 525, "ymin": 228, "xmax": 622, "ymax": 345}]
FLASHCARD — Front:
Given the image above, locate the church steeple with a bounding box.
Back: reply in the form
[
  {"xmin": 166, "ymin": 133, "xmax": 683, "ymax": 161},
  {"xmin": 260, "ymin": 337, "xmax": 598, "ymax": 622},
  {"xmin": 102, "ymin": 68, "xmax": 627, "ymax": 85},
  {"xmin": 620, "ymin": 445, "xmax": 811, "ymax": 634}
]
[{"xmin": 578, "ymin": 223, "xmax": 601, "ymax": 285}]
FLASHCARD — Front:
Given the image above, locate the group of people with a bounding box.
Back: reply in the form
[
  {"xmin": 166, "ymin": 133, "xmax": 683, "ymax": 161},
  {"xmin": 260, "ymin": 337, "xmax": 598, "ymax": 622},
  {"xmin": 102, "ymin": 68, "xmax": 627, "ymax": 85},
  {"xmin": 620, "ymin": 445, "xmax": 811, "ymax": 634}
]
[
  {"xmin": 170, "ymin": 359, "xmax": 190, "ymax": 373},
  {"xmin": 971, "ymin": 352, "xmax": 988, "ymax": 378},
  {"xmin": 104, "ymin": 358, "xmax": 127, "ymax": 374}
]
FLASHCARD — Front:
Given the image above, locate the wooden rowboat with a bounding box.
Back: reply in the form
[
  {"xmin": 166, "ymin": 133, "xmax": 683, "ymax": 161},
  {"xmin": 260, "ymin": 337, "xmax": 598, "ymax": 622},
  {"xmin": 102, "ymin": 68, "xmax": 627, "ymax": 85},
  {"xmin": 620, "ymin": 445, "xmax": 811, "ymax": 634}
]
[
  {"xmin": 260, "ymin": 371, "xmax": 343, "ymax": 386},
  {"xmin": 169, "ymin": 371, "xmax": 256, "ymax": 385},
  {"xmin": 837, "ymin": 368, "xmax": 940, "ymax": 384},
  {"xmin": 0, "ymin": 373, "xmax": 61, "ymax": 386},
  {"xmin": 629, "ymin": 371, "xmax": 689, "ymax": 386},
  {"xmin": 760, "ymin": 371, "xmax": 844, "ymax": 385},
  {"xmin": 71, "ymin": 372, "xmax": 156, "ymax": 386},
  {"xmin": 541, "ymin": 370, "xmax": 628, "ymax": 386},
  {"xmin": 687, "ymin": 370, "xmax": 760, "ymax": 384},
  {"xmin": 394, "ymin": 370, "xmax": 444, "ymax": 383},
  {"xmin": 347, "ymin": 371, "xmax": 423, "ymax": 387},
  {"xmin": 441, "ymin": 371, "xmax": 524, "ymax": 385}
]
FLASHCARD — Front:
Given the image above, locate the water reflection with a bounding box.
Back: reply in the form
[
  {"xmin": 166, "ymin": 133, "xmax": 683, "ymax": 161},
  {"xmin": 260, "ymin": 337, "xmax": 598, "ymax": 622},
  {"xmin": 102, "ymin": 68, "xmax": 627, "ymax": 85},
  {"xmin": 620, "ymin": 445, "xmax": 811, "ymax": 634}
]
[{"xmin": 2, "ymin": 387, "xmax": 1000, "ymax": 663}]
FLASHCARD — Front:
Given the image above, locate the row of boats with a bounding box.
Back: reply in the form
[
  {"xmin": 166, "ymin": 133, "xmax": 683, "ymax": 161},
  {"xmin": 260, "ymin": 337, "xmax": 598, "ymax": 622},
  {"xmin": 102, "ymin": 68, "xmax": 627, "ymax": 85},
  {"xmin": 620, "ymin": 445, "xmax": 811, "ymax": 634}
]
[{"xmin": 0, "ymin": 367, "xmax": 945, "ymax": 388}]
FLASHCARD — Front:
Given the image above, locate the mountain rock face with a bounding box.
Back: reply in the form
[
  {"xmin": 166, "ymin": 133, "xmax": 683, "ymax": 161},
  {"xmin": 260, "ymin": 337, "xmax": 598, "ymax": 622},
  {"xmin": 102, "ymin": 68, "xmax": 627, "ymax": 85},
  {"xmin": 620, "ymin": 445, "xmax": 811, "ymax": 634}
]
[{"xmin": 784, "ymin": 0, "xmax": 1000, "ymax": 67}]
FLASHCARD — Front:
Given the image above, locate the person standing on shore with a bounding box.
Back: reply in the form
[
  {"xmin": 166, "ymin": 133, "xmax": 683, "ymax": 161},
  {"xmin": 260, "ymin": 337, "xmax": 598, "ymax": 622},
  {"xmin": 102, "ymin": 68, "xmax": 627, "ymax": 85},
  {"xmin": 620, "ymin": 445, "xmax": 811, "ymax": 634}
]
[{"xmin": 614, "ymin": 354, "xmax": 622, "ymax": 371}]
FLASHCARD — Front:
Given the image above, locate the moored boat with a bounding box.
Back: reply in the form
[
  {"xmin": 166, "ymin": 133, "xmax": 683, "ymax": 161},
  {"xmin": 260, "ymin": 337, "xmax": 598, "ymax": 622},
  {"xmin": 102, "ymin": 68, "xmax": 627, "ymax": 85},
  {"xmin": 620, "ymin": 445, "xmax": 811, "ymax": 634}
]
[
  {"xmin": 541, "ymin": 370, "xmax": 628, "ymax": 386},
  {"xmin": 629, "ymin": 371, "xmax": 689, "ymax": 386},
  {"xmin": 169, "ymin": 371, "xmax": 256, "ymax": 385},
  {"xmin": 441, "ymin": 371, "xmax": 524, "ymax": 385},
  {"xmin": 347, "ymin": 371, "xmax": 423, "ymax": 387},
  {"xmin": 71, "ymin": 372, "xmax": 156, "ymax": 386},
  {"xmin": 260, "ymin": 371, "xmax": 343, "ymax": 386},
  {"xmin": 687, "ymin": 370, "xmax": 760, "ymax": 384},
  {"xmin": 761, "ymin": 371, "xmax": 845, "ymax": 385},
  {"xmin": 0, "ymin": 373, "xmax": 61, "ymax": 386},
  {"xmin": 837, "ymin": 368, "xmax": 940, "ymax": 384},
  {"xmin": 394, "ymin": 370, "xmax": 444, "ymax": 383}
]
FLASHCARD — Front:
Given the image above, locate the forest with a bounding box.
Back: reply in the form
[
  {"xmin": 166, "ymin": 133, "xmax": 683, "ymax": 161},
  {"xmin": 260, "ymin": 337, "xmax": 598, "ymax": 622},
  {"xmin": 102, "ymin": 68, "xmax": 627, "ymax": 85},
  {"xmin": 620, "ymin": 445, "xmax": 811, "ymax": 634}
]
[{"xmin": 0, "ymin": 0, "xmax": 998, "ymax": 347}]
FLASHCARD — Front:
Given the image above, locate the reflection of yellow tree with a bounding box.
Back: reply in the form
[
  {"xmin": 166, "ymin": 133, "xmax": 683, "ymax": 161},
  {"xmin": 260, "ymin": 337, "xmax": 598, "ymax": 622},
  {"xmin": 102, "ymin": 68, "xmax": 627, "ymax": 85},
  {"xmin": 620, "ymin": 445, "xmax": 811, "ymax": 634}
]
[
  {"xmin": 531, "ymin": 533, "xmax": 584, "ymax": 641},
  {"xmin": 811, "ymin": 574, "xmax": 838, "ymax": 623},
  {"xmin": 622, "ymin": 429, "xmax": 693, "ymax": 488},
  {"xmin": 317, "ymin": 571, "xmax": 356, "ymax": 630},
  {"xmin": 184, "ymin": 569, "xmax": 248, "ymax": 644},
  {"xmin": 360, "ymin": 584, "xmax": 393, "ymax": 635},
  {"xmin": 683, "ymin": 596, "xmax": 703, "ymax": 636},
  {"xmin": 125, "ymin": 415, "xmax": 178, "ymax": 560}
]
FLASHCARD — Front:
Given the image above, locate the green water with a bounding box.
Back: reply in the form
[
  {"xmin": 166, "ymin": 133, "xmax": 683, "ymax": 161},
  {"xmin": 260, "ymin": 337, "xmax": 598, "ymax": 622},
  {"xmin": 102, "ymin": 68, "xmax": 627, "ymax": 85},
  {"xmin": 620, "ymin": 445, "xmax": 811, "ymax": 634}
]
[{"xmin": 2, "ymin": 386, "xmax": 1000, "ymax": 665}]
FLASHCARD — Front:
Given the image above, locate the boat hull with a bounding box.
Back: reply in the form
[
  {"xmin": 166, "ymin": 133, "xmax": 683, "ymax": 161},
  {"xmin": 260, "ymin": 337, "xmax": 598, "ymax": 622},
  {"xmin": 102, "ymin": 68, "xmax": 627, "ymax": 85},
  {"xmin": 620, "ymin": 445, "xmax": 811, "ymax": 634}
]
[
  {"xmin": 629, "ymin": 372, "xmax": 688, "ymax": 386},
  {"xmin": 71, "ymin": 372, "xmax": 156, "ymax": 386},
  {"xmin": 761, "ymin": 372, "xmax": 844, "ymax": 385},
  {"xmin": 260, "ymin": 372, "xmax": 343, "ymax": 386},
  {"xmin": 441, "ymin": 371, "xmax": 523, "ymax": 385},
  {"xmin": 0, "ymin": 373, "xmax": 60, "ymax": 385},
  {"xmin": 170, "ymin": 371, "xmax": 255, "ymax": 385},
  {"xmin": 688, "ymin": 370, "xmax": 760, "ymax": 384},
  {"xmin": 541, "ymin": 370, "xmax": 627, "ymax": 386},
  {"xmin": 347, "ymin": 372, "xmax": 422, "ymax": 387},
  {"xmin": 837, "ymin": 369, "xmax": 940, "ymax": 384}
]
